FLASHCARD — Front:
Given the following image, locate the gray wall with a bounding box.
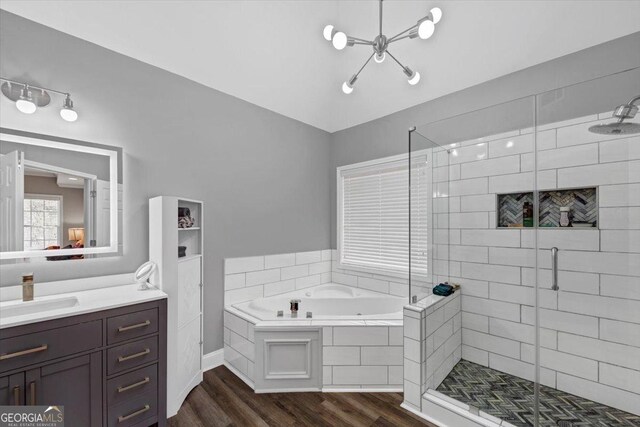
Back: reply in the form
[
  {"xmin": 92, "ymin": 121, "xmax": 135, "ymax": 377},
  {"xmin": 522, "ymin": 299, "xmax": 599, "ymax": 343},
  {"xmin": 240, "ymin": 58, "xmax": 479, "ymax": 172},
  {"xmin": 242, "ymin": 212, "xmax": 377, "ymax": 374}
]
[
  {"xmin": 329, "ymin": 31, "xmax": 640, "ymax": 248},
  {"xmin": 0, "ymin": 11, "xmax": 332, "ymax": 353}
]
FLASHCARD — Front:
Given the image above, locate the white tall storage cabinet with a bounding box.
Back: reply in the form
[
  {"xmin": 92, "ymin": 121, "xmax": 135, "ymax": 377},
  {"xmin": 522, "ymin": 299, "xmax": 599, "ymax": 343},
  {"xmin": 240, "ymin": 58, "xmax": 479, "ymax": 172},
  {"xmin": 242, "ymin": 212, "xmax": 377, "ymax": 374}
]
[{"xmin": 149, "ymin": 196, "xmax": 203, "ymax": 418}]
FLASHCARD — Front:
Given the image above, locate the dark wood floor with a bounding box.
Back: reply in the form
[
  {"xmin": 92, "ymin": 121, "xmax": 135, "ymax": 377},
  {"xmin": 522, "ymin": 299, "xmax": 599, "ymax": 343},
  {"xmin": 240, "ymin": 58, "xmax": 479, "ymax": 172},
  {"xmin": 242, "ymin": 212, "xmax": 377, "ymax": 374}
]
[{"xmin": 168, "ymin": 366, "xmax": 435, "ymax": 427}]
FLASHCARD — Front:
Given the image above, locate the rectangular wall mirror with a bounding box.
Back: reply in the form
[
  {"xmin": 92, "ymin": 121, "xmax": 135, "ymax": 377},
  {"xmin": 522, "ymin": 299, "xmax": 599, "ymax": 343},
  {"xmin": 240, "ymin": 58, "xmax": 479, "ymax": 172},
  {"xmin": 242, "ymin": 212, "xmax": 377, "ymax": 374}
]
[{"xmin": 0, "ymin": 130, "xmax": 121, "ymax": 261}]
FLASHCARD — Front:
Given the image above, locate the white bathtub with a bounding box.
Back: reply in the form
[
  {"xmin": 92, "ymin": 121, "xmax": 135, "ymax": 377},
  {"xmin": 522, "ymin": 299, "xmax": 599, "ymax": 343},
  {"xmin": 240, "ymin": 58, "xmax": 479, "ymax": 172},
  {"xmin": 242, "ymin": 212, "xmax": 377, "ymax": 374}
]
[{"xmin": 232, "ymin": 283, "xmax": 406, "ymax": 320}]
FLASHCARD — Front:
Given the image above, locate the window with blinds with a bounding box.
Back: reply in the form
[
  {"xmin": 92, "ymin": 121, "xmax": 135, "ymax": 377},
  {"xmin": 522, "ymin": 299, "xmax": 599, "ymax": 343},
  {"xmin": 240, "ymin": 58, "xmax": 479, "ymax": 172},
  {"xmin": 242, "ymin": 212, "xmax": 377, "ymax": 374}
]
[{"xmin": 337, "ymin": 155, "xmax": 429, "ymax": 277}]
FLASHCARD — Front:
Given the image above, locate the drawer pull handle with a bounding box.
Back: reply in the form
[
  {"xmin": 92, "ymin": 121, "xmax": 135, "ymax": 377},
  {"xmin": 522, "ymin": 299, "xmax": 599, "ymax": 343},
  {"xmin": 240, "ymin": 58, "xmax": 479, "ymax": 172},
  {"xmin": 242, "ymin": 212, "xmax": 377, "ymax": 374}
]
[
  {"xmin": 118, "ymin": 320, "xmax": 151, "ymax": 332},
  {"xmin": 118, "ymin": 348, "xmax": 150, "ymax": 363},
  {"xmin": 0, "ymin": 344, "xmax": 48, "ymax": 361},
  {"xmin": 13, "ymin": 386, "xmax": 20, "ymax": 405},
  {"xmin": 29, "ymin": 381, "xmax": 36, "ymax": 405},
  {"xmin": 118, "ymin": 404, "xmax": 150, "ymax": 422},
  {"xmin": 117, "ymin": 376, "xmax": 150, "ymax": 393}
]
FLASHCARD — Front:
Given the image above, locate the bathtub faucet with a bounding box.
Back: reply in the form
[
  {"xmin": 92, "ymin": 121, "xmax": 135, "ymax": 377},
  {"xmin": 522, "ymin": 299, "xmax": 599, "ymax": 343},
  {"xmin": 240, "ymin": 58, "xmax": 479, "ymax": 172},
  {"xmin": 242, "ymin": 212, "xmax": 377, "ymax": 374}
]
[{"xmin": 290, "ymin": 299, "xmax": 301, "ymax": 317}]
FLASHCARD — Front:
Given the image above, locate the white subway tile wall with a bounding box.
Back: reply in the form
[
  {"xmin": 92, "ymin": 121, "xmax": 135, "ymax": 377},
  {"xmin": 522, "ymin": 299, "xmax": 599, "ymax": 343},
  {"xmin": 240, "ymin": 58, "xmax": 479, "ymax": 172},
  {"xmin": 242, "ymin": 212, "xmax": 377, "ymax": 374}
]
[
  {"xmin": 441, "ymin": 113, "xmax": 640, "ymax": 414},
  {"xmin": 323, "ymin": 325, "xmax": 404, "ymax": 389},
  {"xmin": 331, "ymin": 249, "xmax": 417, "ymax": 298},
  {"xmin": 223, "ymin": 310, "xmax": 256, "ymax": 385},
  {"xmin": 402, "ymin": 293, "xmax": 462, "ymax": 410},
  {"xmin": 224, "ymin": 250, "xmax": 333, "ymax": 304}
]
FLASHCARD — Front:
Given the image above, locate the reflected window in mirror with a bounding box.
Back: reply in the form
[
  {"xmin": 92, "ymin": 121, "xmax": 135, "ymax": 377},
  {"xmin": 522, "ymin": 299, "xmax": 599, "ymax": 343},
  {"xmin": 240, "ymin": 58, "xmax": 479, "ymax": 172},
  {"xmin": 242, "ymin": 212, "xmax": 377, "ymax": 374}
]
[{"xmin": 23, "ymin": 194, "xmax": 62, "ymax": 250}]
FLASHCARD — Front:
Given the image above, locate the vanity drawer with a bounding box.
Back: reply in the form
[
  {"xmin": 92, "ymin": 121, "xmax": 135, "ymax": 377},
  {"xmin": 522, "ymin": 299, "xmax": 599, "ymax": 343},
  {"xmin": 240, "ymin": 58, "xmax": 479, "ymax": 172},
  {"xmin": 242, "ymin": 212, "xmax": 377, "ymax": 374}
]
[
  {"xmin": 108, "ymin": 390, "xmax": 157, "ymax": 427},
  {"xmin": 107, "ymin": 336, "xmax": 158, "ymax": 376},
  {"xmin": 107, "ymin": 308, "xmax": 158, "ymax": 345},
  {"xmin": 0, "ymin": 320, "xmax": 102, "ymax": 373},
  {"xmin": 107, "ymin": 364, "xmax": 157, "ymax": 407}
]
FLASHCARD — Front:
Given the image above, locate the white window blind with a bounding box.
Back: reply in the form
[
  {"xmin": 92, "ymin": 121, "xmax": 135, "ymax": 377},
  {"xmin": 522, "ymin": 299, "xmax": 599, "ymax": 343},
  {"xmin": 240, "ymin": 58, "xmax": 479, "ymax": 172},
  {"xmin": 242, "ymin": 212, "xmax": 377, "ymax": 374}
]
[{"xmin": 338, "ymin": 155, "xmax": 429, "ymax": 276}]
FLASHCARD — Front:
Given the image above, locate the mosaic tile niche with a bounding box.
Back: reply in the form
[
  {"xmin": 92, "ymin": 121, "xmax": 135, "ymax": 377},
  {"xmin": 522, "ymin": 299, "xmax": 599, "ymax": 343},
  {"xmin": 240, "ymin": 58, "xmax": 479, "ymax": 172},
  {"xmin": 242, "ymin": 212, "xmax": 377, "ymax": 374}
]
[{"xmin": 497, "ymin": 187, "xmax": 597, "ymax": 228}]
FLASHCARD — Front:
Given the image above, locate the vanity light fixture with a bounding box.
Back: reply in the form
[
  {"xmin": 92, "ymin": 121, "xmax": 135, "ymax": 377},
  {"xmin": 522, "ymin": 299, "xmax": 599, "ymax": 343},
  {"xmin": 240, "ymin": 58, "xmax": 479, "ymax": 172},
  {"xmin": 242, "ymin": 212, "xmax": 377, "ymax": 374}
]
[
  {"xmin": 1, "ymin": 77, "xmax": 78, "ymax": 122},
  {"xmin": 324, "ymin": 0, "xmax": 442, "ymax": 94}
]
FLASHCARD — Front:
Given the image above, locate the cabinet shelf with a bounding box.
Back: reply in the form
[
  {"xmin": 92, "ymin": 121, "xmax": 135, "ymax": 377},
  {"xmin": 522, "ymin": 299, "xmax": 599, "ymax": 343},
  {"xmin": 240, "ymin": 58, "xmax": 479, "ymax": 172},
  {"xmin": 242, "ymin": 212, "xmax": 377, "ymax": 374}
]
[{"xmin": 178, "ymin": 227, "xmax": 200, "ymax": 231}]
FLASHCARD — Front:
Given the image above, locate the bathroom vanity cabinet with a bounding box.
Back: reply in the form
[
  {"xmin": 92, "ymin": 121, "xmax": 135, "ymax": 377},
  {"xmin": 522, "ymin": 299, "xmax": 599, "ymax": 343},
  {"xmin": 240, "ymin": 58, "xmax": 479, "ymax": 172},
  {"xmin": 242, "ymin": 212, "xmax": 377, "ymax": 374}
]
[{"xmin": 0, "ymin": 299, "xmax": 167, "ymax": 427}]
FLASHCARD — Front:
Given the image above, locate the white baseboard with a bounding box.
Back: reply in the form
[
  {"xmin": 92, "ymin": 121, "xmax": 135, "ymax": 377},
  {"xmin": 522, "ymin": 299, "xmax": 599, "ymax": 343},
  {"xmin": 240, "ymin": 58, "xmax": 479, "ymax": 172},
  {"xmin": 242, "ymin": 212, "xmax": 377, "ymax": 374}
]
[{"xmin": 202, "ymin": 349, "xmax": 224, "ymax": 371}]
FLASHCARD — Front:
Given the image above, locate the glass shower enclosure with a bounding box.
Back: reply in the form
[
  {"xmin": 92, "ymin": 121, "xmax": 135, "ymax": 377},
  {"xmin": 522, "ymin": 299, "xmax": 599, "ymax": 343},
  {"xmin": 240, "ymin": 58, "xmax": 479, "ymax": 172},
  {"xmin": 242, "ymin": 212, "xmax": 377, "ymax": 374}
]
[{"xmin": 409, "ymin": 67, "xmax": 640, "ymax": 426}]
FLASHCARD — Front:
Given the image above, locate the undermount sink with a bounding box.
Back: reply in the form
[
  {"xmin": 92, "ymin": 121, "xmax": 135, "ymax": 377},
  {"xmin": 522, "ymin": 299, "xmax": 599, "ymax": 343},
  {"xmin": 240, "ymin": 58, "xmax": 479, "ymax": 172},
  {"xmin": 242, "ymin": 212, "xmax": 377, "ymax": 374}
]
[{"xmin": 0, "ymin": 296, "xmax": 80, "ymax": 319}]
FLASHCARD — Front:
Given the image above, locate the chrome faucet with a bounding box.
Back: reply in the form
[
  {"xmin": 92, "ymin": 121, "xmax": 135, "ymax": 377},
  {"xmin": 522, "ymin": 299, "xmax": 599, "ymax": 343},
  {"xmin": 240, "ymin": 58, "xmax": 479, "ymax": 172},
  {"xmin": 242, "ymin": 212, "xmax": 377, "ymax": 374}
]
[
  {"xmin": 290, "ymin": 299, "xmax": 301, "ymax": 317},
  {"xmin": 22, "ymin": 273, "xmax": 34, "ymax": 302}
]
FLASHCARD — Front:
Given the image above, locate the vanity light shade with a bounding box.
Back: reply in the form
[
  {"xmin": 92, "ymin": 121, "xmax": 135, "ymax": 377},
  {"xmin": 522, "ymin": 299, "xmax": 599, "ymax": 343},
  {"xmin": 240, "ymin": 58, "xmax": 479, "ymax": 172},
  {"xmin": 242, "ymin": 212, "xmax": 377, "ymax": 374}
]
[
  {"xmin": 60, "ymin": 95, "xmax": 78, "ymax": 122},
  {"xmin": 16, "ymin": 87, "xmax": 36, "ymax": 114}
]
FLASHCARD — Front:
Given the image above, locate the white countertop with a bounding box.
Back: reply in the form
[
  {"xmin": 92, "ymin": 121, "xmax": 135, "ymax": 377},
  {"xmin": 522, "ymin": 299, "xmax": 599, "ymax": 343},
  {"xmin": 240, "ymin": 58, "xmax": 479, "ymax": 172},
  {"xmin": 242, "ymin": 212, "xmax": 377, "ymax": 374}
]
[{"xmin": 0, "ymin": 283, "xmax": 167, "ymax": 329}]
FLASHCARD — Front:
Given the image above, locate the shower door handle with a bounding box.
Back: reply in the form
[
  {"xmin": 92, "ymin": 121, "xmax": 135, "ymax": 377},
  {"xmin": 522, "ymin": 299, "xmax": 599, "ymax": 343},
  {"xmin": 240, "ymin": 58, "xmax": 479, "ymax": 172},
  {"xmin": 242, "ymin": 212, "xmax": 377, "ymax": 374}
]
[{"xmin": 551, "ymin": 247, "xmax": 559, "ymax": 291}]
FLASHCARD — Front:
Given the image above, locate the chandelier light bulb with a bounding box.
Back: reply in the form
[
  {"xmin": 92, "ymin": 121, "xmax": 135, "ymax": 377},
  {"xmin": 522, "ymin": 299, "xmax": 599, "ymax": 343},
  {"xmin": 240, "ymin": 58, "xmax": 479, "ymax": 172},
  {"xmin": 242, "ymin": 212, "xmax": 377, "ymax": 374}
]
[
  {"xmin": 323, "ymin": 25, "xmax": 335, "ymax": 41},
  {"xmin": 430, "ymin": 7, "xmax": 443, "ymax": 24},
  {"xmin": 16, "ymin": 87, "xmax": 36, "ymax": 114},
  {"xmin": 374, "ymin": 52, "xmax": 386, "ymax": 63},
  {"xmin": 418, "ymin": 19, "xmax": 435, "ymax": 39},
  {"xmin": 342, "ymin": 81, "xmax": 354, "ymax": 94},
  {"xmin": 60, "ymin": 94, "xmax": 78, "ymax": 122},
  {"xmin": 332, "ymin": 31, "xmax": 348, "ymax": 50},
  {"xmin": 408, "ymin": 71, "xmax": 421, "ymax": 85}
]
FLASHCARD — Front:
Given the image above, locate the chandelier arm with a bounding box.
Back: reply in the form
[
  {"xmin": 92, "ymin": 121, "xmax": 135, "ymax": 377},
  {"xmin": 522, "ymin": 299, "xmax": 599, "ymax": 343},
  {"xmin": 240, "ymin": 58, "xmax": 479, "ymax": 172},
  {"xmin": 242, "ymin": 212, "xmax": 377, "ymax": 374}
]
[
  {"xmin": 349, "ymin": 36, "xmax": 374, "ymax": 44},
  {"xmin": 388, "ymin": 33, "xmax": 413, "ymax": 44},
  {"xmin": 385, "ymin": 50, "xmax": 408, "ymax": 73},
  {"xmin": 354, "ymin": 52, "xmax": 376, "ymax": 78},
  {"xmin": 351, "ymin": 41, "xmax": 374, "ymax": 46},
  {"xmin": 387, "ymin": 24, "xmax": 418, "ymax": 44}
]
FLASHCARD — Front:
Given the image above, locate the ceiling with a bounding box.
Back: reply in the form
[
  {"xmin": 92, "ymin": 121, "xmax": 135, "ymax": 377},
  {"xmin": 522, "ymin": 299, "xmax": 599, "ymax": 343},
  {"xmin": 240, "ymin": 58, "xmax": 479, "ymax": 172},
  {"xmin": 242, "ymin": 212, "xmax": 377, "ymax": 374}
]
[{"xmin": 2, "ymin": 1, "xmax": 639, "ymax": 133}]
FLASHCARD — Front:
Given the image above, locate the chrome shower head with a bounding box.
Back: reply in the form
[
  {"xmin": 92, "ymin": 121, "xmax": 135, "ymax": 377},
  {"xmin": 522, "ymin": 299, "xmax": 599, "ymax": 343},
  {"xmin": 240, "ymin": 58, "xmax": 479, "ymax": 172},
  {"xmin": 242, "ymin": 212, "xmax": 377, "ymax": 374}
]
[
  {"xmin": 588, "ymin": 121, "xmax": 640, "ymax": 135},
  {"xmin": 589, "ymin": 94, "xmax": 640, "ymax": 135}
]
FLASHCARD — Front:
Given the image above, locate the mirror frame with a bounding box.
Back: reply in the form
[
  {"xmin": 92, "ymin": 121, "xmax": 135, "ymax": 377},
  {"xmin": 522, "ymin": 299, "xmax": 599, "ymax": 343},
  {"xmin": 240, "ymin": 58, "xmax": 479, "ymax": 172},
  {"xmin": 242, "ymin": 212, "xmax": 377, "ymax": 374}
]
[{"xmin": 0, "ymin": 131, "xmax": 120, "ymax": 260}]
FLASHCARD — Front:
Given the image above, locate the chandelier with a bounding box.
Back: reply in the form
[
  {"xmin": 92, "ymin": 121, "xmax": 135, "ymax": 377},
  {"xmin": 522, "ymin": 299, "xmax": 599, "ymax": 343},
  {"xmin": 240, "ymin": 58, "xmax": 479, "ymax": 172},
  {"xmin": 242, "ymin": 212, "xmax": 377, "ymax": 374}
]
[{"xmin": 323, "ymin": 0, "xmax": 442, "ymax": 94}]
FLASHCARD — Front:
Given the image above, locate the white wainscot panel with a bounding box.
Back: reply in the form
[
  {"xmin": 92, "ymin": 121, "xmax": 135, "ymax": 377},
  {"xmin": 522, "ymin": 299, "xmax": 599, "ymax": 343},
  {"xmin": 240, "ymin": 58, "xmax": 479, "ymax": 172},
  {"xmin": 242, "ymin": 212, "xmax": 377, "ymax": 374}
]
[{"xmin": 254, "ymin": 329, "xmax": 321, "ymax": 392}]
